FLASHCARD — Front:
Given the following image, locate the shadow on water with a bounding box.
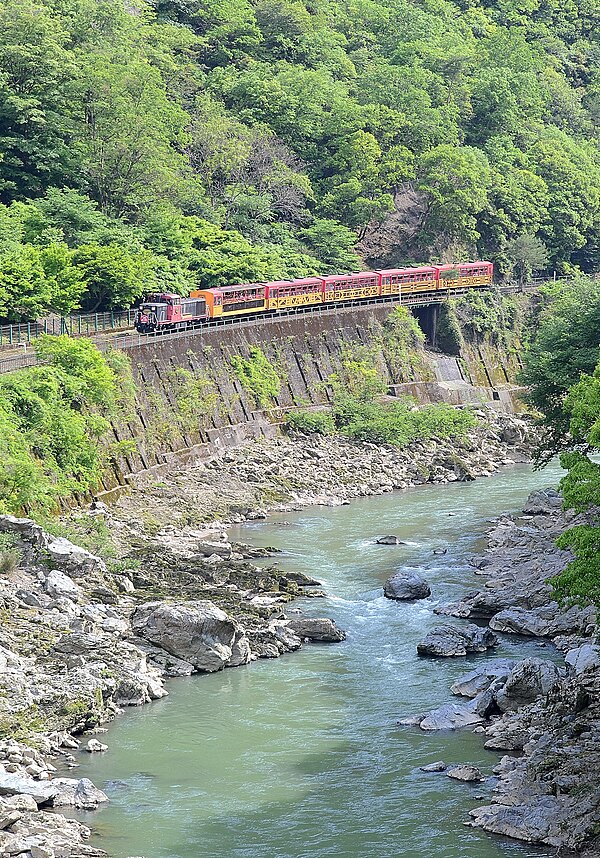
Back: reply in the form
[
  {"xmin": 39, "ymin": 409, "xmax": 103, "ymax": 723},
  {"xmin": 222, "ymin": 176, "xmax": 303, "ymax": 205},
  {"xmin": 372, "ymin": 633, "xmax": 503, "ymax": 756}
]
[{"xmin": 76, "ymin": 462, "xmax": 566, "ymax": 858}]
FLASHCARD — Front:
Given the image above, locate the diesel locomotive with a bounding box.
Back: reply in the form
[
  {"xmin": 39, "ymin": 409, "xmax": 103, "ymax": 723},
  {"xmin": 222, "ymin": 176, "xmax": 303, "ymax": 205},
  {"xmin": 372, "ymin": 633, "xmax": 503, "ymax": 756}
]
[{"xmin": 134, "ymin": 260, "xmax": 493, "ymax": 333}]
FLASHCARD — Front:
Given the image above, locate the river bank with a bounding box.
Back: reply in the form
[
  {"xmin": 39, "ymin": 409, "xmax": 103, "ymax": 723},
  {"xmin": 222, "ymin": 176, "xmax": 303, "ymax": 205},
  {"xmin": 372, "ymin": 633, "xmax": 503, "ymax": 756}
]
[
  {"xmin": 70, "ymin": 460, "xmax": 586, "ymax": 858},
  {"xmin": 0, "ymin": 408, "xmax": 533, "ymax": 857},
  {"xmin": 0, "ymin": 414, "xmax": 592, "ymax": 858}
]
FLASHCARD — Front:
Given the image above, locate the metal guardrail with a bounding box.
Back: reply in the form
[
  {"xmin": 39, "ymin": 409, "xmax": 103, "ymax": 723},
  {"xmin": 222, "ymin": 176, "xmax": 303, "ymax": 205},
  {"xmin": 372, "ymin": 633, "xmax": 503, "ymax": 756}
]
[
  {"xmin": 0, "ymin": 310, "xmax": 135, "ymax": 347},
  {"xmin": 0, "ymin": 282, "xmax": 546, "ymax": 375}
]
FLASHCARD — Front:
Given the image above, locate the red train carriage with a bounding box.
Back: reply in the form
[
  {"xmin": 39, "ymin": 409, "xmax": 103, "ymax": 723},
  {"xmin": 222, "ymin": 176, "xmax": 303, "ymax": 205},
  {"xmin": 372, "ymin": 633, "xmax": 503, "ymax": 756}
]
[
  {"xmin": 378, "ymin": 266, "xmax": 437, "ymax": 296},
  {"xmin": 435, "ymin": 261, "xmax": 493, "ymax": 290},
  {"xmin": 322, "ymin": 271, "xmax": 379, "ymax": 303},
  {"xmin": 266, "ymin": 278, "xmax": 323, "ymax": 311},
  {"xmin": 134, "ymin": 293, "xmax": 207, "ymax": 332}
]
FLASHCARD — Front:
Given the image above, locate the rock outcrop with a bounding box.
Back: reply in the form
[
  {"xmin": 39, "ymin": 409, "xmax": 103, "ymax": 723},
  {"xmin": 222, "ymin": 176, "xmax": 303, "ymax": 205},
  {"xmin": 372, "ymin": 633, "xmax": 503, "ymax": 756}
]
[
  {"xmin": 383, "ymin": 571, "xmax": 431, "ymax": 601},
  {"xmin": 416, "ymin": 624, "xmax": 498, "ymax": 657},
  {"xmin": 131, "ymin": 600, "xmax": 252, "ymax": 672}
]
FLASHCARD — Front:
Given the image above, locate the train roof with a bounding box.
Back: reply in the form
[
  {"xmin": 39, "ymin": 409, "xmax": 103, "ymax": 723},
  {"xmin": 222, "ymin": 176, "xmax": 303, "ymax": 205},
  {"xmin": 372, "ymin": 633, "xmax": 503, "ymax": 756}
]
[
  {"xmin": 436, "ymin": 261, "xmax": 492, "ymax": 270},
  {"xmin": 377, "ymin": 266, "xmax": 436, "ymax": 275},
  {"xmin": 321, "ymin": 270, "xmax": 378, "ymax": 281},
  {"xmin": 267, "ymin": 277, "xmax": 323, "ymax": 287}
]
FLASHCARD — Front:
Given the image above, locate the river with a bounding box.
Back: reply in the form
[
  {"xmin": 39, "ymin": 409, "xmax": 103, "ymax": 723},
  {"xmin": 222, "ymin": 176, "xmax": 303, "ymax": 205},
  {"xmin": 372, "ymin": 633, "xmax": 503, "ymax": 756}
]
[{"xmin": 76, "ymin": 462, "xmax": 564, "ymax": 858}]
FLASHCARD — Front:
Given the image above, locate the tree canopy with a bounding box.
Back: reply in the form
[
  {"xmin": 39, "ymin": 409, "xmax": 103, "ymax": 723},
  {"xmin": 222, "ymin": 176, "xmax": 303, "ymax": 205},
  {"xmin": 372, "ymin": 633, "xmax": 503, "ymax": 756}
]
[
  {"xmin": 521, "ymin": 276, "xmax": 600, "ymax": 609},
  {"xmin": 0, "ymin": 0, "xmax": 598, "ymax": 318}
]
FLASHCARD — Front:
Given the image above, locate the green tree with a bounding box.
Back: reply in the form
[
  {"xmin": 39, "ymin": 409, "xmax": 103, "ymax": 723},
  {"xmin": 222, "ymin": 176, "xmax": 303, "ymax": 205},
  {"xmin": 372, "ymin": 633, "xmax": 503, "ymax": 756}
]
[
  {"xmin": 505, "ymin": 234, "xmax": 549, "ymax": 285},
  {"xmin": 417, "ymin": 145, "xmax": 492, "ymax": 246},
  {"xmin": 520, "ymin": 277, "xmax": 600, "ymax": 454},
  {"xmin": 0, "ymin": 246, "xmax": 52, "ymax": 320},
  {"xmin": 73, "ymin": 244, "xmax": 156, "ymax": 310}
]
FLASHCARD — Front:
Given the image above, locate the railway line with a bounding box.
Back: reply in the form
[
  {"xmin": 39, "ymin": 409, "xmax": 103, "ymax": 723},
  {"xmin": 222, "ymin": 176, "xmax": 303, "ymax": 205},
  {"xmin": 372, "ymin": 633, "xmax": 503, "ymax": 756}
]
[{"xmin": 0, "ymin": 282, "xmax": 532, "ymax": 376}]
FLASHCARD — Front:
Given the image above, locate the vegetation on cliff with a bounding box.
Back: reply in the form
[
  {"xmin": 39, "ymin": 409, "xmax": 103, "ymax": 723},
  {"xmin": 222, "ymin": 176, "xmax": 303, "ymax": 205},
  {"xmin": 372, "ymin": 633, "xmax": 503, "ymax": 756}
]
[
  {"xmin": 0, "ymin": 336, "xmax": 133, "ymax": 514},
  {"xmin": 521, "ymin": 277, "xmax": 600, "ymax": 608},
  {"xmin": 0, "ymin": 0, "xmax": 599, "ymax": 320}
]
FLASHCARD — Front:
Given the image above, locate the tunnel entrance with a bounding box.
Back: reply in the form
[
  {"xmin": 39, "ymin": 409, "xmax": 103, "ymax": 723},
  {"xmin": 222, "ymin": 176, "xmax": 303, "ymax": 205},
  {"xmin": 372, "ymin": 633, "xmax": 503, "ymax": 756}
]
[{"xmin": 411, "ymin": 304, "xmax": 441, "ymax": 348}]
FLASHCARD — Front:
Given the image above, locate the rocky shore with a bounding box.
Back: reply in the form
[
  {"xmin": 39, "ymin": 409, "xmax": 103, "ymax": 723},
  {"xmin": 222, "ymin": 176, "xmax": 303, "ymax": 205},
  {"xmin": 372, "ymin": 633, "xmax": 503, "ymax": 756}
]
[
  {"xmin": 108, "ymin": 409, "xmax": 532, "ymax": 536},
  {"xmin": 0, "ymin": 515, "xmax": 344, "ymax": 857},
  {"xmin": 411, "ymin": 488, "xmax": 600, "ymax": 856},
  {"xmin": 0, "ymin": 409, "xmax": 535, "ymax": 857}
]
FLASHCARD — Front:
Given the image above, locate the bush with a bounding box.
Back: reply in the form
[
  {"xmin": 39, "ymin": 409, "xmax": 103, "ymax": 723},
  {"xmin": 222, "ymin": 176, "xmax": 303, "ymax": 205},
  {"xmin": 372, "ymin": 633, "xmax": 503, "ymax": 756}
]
[
  {"xmin": 333, "ymin": 396, "xmax": 476, "ymax": 446},
  {"xmin": 286, "ymin": 410, "xmax": 335, "ymax": 435},
  {"xmin": 285, "ymin": 395, "xmax": 477, "ymax": 446},
  {"xmin": 230, "ymin": 346, "xmax": 281, "ymax": 408},
  {"xmin": 0, "ymin": 337, "xmax": 134, "ymax": 515}
]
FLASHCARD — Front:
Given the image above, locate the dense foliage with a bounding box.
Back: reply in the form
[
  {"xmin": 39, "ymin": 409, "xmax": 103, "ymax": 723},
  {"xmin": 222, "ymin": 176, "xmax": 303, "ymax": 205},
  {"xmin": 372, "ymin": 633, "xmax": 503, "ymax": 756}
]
[
  {"xmin": 0, "ymin": 336, "xmax": 131, "ymax": 514},
  {"xmin": 520, "ymin": 277, "xmax": 600, "ymax": 455},
  {"xmin": 521, "ymin": 277, "xmax": 600, "ymax": 608},
  {"xmin": 287, "ymin": 395, "xmax": 477, "ymax": 446},
  {"xmin": 0, "ymin": 0, "xmax": 599, "ymax": 319}
]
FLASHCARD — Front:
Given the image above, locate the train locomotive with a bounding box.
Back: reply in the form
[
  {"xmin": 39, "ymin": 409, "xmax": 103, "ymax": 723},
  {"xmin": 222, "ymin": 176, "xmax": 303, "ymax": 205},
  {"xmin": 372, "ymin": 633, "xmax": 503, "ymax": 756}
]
[{"xmin": 134, "ymin": 260, "xmax": 493, "ymax": 333}]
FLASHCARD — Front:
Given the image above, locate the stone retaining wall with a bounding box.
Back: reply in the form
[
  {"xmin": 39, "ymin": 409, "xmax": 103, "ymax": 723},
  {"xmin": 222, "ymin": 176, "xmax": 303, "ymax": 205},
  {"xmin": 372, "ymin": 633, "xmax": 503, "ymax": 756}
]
[{"xmin": 99, "ymin": 303, "xmax": 524, "ymax": 497}]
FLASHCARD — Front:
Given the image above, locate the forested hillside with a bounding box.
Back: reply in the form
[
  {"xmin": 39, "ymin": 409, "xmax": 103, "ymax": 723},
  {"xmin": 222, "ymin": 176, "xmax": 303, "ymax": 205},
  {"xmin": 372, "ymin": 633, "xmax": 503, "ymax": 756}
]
[{"xmin": 0, "ymin": 0, "xmax": 599, "ymax": 318}]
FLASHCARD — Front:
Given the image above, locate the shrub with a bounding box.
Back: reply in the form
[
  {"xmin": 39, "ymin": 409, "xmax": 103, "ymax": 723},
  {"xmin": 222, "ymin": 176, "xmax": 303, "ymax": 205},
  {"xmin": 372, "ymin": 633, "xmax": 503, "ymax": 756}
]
[
  {"xmin": 230, "ymin": 346, "xmax": 281, "ymax": 408},
  {"xmin": 0, "ymin": 548, "xmax": 20, "ymax": 574},
  {"xmin": 286, "ymin": 410, "xmax": 335, "ymax": 435}
]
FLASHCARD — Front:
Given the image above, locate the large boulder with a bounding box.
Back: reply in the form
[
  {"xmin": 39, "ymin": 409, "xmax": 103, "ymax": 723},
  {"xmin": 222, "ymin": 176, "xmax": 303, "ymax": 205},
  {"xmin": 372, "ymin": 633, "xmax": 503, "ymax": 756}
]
[
  {"xmin": 52, "ymin": 777, "xmax": 108, "ymax": 809},
  {"xmin": 565, "ymin": 644, "xmax": 600, "ymax": 675},
  {"xmin": 447, "ymin": 765, "xmax": 484, "ymax": 782},
  {"xmin": 494, "ymin": 658, "xmax": 561, "ymax": 712},
  {"xmin": 375, "ymin": 535, "xmax": 405, "ymax": 545},
  {"xmin": 489, "ymin": 604, "xmax": 594, "ymax": 638},
  {"xmin": 384, "ymin": 571, "xmax": 431, "ymax": 601},
  {"xmin": 43, "ymin": 569, "xmax": 81, "ymax": 602},
  {"xmin": 522, "ymin": 488, "xmax": 563, "ymax": 516},
  {"xmin": 451, "ymin": 659, "xmax": 517, "ymax": 698},
  {"xmin": 286, "ymin": 617, "xmax": 346, "ymax": 642},
  {"xmin": 0, "ymin": 773, "xmax": 57, "ymax": 805},
  {"xmin": 469, "ymin": 798, "xmax": 565, "ymax": 845},
  {"xmin": 46, "ymin": 536, "xmax": 108, "ymax": 578},
  {"xmin": 417, "ymin": 624, "xmax": 498, "ymax": 657},
  {"xmin": 131, "ymin": 600, "xmax": 251, "ymax": 672}
]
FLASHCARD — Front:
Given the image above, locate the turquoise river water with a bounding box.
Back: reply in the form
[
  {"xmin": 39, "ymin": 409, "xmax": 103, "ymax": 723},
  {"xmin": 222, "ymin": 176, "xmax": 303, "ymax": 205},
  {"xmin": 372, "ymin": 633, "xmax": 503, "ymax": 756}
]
[{"xmin": 75, "ymin": 461, "xmax": 566, "ymax": 858}]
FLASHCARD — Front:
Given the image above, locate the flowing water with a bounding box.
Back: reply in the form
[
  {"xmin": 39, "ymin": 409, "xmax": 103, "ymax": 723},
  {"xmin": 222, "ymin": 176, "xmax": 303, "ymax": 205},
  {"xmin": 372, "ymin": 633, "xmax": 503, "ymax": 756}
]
[{"xmin": 77, "ymin": 462, "xmax": 565, "ymax": 858}]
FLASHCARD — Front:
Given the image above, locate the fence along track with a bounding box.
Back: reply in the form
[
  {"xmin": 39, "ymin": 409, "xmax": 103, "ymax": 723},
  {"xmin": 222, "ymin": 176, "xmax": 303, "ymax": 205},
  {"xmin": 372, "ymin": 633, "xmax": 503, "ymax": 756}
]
[{"xmin": 0, "ymin": 283, "xmax": 533, "ymax": 376}]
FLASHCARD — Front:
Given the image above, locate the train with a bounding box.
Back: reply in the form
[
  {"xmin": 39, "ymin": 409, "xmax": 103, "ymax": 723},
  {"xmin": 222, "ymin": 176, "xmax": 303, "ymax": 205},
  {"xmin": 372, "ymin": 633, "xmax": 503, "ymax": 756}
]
[{"xmin": 133, "ymin": 260, "xmax": 493, "ymax": 333}]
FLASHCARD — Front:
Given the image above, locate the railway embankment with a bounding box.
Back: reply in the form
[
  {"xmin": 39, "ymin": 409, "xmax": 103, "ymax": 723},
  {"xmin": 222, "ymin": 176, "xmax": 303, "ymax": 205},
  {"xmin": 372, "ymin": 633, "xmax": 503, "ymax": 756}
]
[{"xmin": 98, "ymin": 297, "xmax": 529, "ymax": 499}]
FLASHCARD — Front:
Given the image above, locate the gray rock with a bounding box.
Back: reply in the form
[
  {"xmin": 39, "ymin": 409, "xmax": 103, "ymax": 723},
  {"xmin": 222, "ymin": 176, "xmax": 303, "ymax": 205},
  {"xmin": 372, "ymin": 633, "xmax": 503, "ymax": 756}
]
[
  {"xmin": 494, "ymin": 658, "xmax": 561, "ymax": 712},
  {"xmin": 85, "ymin": 738, "xmax": 108, "ymax": 753},
  {"xmin": 196, "ymin": 540, "xmax": 232, "ymax": 558},
  {"xmin": 132, "ymin": 600, "xmax": 251, "ymax": 672},
  {"xmin": 451, "ymin": 659, "xmax": 516, "ymax": 698},
  {"xmin": 286, "ymin": 617, "xmax": 346, "ymax": 642},
  {"xmin": 43, "ymin": 568, "xmax": 81, "ymax": 602},
  {"xmin": 565, "ymin": 644, "xmax": 600, "ymax": 675},
  {"xmin": 417, "ymin": 624, "xmax": 498, "ymax": 657},
  {"xmin": 419, "ymin": 701, "xmax": 484, "ymax": 731},
  {"xmin": 383, "ymin": 571, "xmax": 431, "ymax": 601},
  {"xmin": 75, "ymin": 777, "xmax": 109, "ymax": 809},
  {"xmin": 420, "ymin": 761, "xmax": 447, "ymax": 772},
  {"xmin": 489, "ymin": 608, "xmax": 551, "ymax": 637},
  {"xmin": 522, "ymin": 488, "xmax": 563, "ymax": 516},
  {"xmin": 0, "ymin": 773, "xmax": 57, "ymax": 805},
  {"xmin": 0, "ymin": 809, "xmax": 21, "ymax": 830},
  {"xmin": 46, "ymin": 535, "xmax": 108, "ymax": 578},
  {"xmin": 376, "ymin": 535, "xmax": 405, "ymax": 545},
  {"xmin": 468, "ymin": 798, "xmax": 564, "ymax": 844},
  {"xmin": 447, "ymin": 765, "xmax": 484, "ymax": 782}
]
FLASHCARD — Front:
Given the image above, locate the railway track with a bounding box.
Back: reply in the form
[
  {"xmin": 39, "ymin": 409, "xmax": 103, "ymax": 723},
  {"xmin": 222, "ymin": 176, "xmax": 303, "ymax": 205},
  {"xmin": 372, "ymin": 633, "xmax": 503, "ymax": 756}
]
[{"xmin": 0, "ymin": 283, "xmax": 533, "ymax": 375}]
